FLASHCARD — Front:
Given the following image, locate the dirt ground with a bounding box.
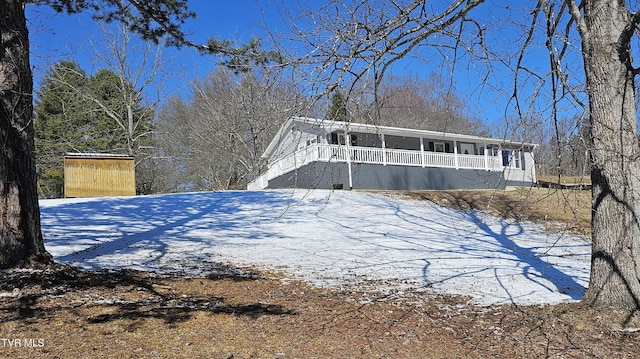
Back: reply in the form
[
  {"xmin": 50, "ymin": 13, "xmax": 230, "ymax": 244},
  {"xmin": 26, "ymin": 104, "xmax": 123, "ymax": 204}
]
[
  {"xmin": 0, "ymin": 265, "xmax": 638, "ymax": 359},
  {"xmin": 1, "ymin": 188, "xmax": 638, "ymax": 359},
  {"xmin": 399, "ymin": 187, "xmax": 591, "ymax": 235}
]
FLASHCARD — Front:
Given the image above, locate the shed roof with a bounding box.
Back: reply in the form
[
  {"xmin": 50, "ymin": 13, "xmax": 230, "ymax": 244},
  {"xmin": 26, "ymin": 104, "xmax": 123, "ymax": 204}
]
[{"xmin": 65, "ymin": 153, "xmax": 134, "ymax": 160}]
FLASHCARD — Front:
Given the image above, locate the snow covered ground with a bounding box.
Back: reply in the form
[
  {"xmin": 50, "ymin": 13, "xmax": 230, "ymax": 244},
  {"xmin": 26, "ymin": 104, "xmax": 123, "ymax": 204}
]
[{"xmin": 40, "ymin": 189, "xmax": 591, "ymax": 306}]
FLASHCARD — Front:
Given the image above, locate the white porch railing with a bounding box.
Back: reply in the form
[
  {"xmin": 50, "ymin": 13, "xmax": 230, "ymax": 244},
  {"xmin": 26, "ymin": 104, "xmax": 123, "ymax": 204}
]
[
  {"xmin": 247, "ymin": 144, "xmax": 503, "ymax": 190},
  {"xmin": 316, "ymin": 144, "xmax": 502, "ymax": 170}
]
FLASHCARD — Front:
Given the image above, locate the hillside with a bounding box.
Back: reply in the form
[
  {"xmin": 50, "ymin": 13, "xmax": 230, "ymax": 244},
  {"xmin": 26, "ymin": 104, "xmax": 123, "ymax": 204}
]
[
  {"xmin": 1, "ymin": 188, "xmax": 635, "ymax": 359},
  {"xmin": 39, "ymin": 189, "xmax": 589, "ymax": 306}
]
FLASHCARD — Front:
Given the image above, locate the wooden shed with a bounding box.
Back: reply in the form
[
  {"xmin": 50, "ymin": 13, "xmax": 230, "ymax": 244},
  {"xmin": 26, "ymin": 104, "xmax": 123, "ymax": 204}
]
[{"xmin": 64, "ymin": 153, "xmax": 136, "ymax": 198}]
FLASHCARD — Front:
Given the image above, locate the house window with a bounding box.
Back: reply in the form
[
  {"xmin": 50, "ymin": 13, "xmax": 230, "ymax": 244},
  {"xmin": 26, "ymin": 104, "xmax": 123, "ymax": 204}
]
[
  {"xmin": 484, "ymin": 145, "xmax": 499, "ymax": 156},
  {"xmin": 330, "ymin": 132, "xmax": 348, "ymax": 145},
  {"xmin": 350, "ymin": 134, "xmax": 357, "ymax": 146},
  {"xmin": 329, "ymin": 132, "xmax": 339, "ymax": 145},
  {"xmin": 434, "ymin": 142, "xmax": 445, "ymax": 153},
  {"xmin": 306, "ymin": 137, "xmax": 317, "ymax": 147},
  {"xmin": 502, "ymin": 149, "xmax": 523, "ymax": 169},
  {"xmin": 460, "ymin": 143, "xmax": 475, "ymax": 155}
]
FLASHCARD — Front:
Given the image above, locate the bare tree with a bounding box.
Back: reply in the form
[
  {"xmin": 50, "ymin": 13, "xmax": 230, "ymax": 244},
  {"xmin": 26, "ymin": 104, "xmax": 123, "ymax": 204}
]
[
  {"xmin": 565, "ymin": 0, "xmax": 640, "ymax": 313},
  {"xmin": 156, "ymin": 68, "xmax": 310, "ymax": 191},
  {"xmin": 275, "ymin": 0, "xmax": 484, "ymax": 98},
  {"xmin": 515, "ymin": 0, "xmax": 640, "ymax": 314},
  {"xmin": 88, "ymin": 22, "xmax": 170, "ymax": 193},
  {"xmin": 151, "ymin": 96, "xmax": 192, "ymax": 192},
  {"xmin": 313, "ymin": 72, "xmax": 487, "ymax": 137},
  {"xmin": 88, "ymin": 22, "xmax": 161, "ymax": 157},
  {"xmin": 534, "ymin": 116, "xmax": 590, "ymax": 178},
  {"xmin": 368, "ymin": 73, "xmax": 487, "ymax": 135}
]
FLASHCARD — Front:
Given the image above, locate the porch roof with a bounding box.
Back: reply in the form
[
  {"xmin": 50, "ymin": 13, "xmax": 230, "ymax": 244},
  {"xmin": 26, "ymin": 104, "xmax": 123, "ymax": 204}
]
[{"xmin": 263, "ymin": 116, "xmax": 538, "ymax": 159}]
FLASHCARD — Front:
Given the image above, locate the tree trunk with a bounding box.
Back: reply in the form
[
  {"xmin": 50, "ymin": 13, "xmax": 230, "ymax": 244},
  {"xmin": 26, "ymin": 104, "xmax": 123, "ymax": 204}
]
[
  {"xmin": 581, "ymin": 0, "xmax": 640, "ymax": 311},
  {"xmin": 0, "ymin": 1, "xmax": 53, "ymax": 268}
]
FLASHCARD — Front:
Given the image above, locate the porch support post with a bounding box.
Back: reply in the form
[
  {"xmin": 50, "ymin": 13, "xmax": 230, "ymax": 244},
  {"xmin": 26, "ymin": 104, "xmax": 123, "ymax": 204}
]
[
  {"xmin": 484, "ymin": 145, "xmax": 489, "ymax": 171},
  {"xmin": 420, "ymin": 137, "xmax": 425, "ymax": 168},
  {"xmin": 454, "ymin": 140, "xmax": 459, "ymax": 169},
  {"xmin": 381, "ymin": 134, "xmax": 387, "ymax": 166},
  {"xmin": 346, "ymin": 129, "xmax": 353, "ymax": 189}
]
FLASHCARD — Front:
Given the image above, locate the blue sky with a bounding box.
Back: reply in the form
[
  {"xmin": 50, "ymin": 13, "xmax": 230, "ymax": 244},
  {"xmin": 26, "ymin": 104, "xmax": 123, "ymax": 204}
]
[
  {"xmin": 25, "ymin": 1, "xmax": 579, "ymax": 139},
  {"xmin": 27, "ymin": 1, "xmax": 279, "ymax": 87}
]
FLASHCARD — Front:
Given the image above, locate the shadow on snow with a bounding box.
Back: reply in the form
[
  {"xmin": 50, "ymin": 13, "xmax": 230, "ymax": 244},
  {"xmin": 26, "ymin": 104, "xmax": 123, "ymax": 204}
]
[
  {"xmin": 41, "ymin": 191, "xmax": 294, "ymax": 272},
  {"xmin": 40, "ymin": 190, "xmax": 590, "ymax": 305}
]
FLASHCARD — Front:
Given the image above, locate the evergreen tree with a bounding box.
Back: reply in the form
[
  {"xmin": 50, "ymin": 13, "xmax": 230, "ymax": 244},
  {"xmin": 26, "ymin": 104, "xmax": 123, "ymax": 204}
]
[
  {"xmin": 327, "ymin": 90, "xmax": 348, "ymax": 122},
  {"xmin": 34, "ymin": 61, "xmax": 92, "ymax": 198}
]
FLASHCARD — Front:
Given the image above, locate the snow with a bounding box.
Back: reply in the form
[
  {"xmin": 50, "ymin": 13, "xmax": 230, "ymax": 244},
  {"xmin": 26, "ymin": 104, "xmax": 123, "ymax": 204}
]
[{"xmin": 40, "ymin": 189, "xmax": 591, "ymax": 306}]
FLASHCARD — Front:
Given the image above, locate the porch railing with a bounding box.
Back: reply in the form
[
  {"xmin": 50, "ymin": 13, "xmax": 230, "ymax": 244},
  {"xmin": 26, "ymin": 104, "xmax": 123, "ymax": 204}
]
[
  {"xmin": 247, "ymin": 144, "xmax": 503, "ymax": 190},
  {"xmin": 316, "ymin": 144, "xmax": 502, "ymax": 170}
]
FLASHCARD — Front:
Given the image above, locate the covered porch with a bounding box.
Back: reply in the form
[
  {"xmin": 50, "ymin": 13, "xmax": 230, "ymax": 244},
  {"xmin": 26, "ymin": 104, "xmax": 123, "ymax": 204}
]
[{"xmin": 248, "ymin": 142, "xmax": 503, "ymax": 190}]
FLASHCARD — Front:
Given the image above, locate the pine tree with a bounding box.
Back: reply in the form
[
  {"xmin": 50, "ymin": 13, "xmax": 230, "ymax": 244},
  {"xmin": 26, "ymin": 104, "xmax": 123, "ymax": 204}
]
[
  {"xmin": 34, "ymin": 61, "xmax": 91, "ymax": 198},
  {"xmin": 327, "ymin": 90, "xmax": 348, "ymax": 122}
]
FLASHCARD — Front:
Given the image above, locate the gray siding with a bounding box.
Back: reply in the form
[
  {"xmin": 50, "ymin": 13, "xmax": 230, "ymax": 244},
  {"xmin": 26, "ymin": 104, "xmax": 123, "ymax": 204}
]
[{"xmin": 265, "ymin": 162, "xmax": 515, "ymax": 190}]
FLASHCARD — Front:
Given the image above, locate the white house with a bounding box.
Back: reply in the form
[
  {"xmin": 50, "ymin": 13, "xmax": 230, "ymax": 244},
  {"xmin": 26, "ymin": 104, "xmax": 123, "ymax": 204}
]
[{"xmin": 248, "ymin": 117, "xmax": 537, "ymax": 191}]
